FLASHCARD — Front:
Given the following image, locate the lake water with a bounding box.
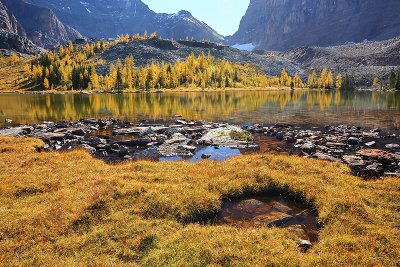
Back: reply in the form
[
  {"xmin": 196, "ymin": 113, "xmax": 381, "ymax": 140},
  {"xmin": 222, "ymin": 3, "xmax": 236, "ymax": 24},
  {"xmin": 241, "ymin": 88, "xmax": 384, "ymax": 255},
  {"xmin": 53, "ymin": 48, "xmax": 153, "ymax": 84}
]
[{"xmin": 1, "ymin": 90, "xmax": 400, "ymax": 133}]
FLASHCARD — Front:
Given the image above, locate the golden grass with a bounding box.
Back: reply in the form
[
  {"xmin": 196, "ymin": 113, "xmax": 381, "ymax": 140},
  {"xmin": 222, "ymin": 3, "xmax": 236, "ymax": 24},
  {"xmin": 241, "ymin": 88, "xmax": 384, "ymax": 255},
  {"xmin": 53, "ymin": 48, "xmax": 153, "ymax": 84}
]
[
  {"xmin": 0, "ymin": 57, "xmax": 27, "ymax": 93},
  {"xmin": 0, "ymin": 137, "xmax": 399, "ymax": 266}
]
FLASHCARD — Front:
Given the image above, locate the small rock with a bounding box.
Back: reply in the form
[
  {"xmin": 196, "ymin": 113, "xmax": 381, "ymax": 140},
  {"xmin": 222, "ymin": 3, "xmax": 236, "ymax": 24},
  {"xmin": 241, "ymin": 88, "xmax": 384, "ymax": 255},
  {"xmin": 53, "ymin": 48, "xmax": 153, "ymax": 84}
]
[
  {"xmin": 299, "ymin": 239, "xmax": 312, "ymax": 252},
  {"xmin": 81, "ymin": 144, "xmax": 96, "ymax": 154},
  {"xmin": 166, "ymin": 127, "xmax": 187, "ymax": 137},
  {"xmin": 201, "ymin": 154, "xmax": 211, "ymax": 159},
  {"xmin": 347, "ymin": 137, "xmax": 360, "ymax": 146},
  {"xmin": 300, "ymin": 142, "xmax": 316, "ymax": 153},
  {"xmin": 71, "ymin": 128, "xmax": 86, "ymax": 136},
  {"xmin": 178, "ymin": 145, "xmax": 197, "ymax": 152},
  {"xmin": 365, "ymin": 141, "xmax": 376, "ymax": 148},
  {"xmin": 385, "ymin": 144, "xmax": 400, "ymax": 150},
  {"xmin": 119, "ymin": 146, "xmax": 129, "ymax": 156},
  {"xmin": 111, "ymin": 143, "xmax": 120, "ymax": 150},
  {"xmin": 5, "ymin": 119, "xmax": 12, "ymax": 123}
]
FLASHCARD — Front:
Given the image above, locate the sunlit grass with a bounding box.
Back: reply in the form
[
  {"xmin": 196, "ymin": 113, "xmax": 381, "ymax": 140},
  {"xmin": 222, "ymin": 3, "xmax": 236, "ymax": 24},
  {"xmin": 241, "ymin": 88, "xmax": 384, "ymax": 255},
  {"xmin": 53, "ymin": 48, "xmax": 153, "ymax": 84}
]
[{"xmin": 0, "ymin": 137, "xmax": 399, "ymax": 266}]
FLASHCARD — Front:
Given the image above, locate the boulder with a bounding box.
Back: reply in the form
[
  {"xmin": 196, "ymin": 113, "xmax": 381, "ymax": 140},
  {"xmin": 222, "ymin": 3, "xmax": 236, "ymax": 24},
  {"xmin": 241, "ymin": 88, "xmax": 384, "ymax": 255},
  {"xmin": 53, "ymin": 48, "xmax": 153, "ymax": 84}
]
[
  {"xmin": 199, "ymin": 126, "xmax": 257, "ymax": 149},
  {"xmin": 347, "ymin": 137, "xmax": 360, "ymax": 146},
  {"xmin": 158, "ymin": 133, "xmax": 191, "ymax": 157},
  {"xmin": 166, "ymin": 127, "xmax": 187, "ymax": 137},
  {"xmin": 118, "ymin": 145, "xmax": 129, "ymax": 156},
  {"xmin": 385, "ymin": 144, "xmax": 400, "ymax": 151},
  {"xmin": 136, "ymin": 147, "xmax": 160, "ymax": 161},
  {"xmin": 342, "ymin": 155, "xmax": 365, "ymax": 168},
  {"xmin": 300, "ymin": 142, "xmax": 316, "ymax": 153}
]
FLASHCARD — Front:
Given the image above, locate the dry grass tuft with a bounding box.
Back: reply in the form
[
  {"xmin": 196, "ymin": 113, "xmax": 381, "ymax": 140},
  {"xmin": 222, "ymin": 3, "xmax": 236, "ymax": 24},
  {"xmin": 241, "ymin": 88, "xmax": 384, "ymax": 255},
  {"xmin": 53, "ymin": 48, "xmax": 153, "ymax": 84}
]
[{"xmin": 0, "ymin": 137, "xmax": 399, "ymax": 266}]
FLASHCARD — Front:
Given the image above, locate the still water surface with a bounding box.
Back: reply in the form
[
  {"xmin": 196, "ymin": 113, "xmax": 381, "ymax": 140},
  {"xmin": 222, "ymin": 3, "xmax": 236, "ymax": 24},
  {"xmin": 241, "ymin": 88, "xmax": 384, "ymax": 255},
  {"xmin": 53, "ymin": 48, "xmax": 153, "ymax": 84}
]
[{"xmin": 1, "ymin": 90, "xmax": 399, "ymax": 132}]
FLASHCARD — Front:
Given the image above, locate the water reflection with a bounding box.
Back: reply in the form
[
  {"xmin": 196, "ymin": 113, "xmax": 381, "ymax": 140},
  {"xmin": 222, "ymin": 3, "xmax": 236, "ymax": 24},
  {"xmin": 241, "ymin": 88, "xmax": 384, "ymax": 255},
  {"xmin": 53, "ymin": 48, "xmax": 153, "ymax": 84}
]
[{"xmin": 0, "ymin": 90, "xmax": 399, "ymax": 132}]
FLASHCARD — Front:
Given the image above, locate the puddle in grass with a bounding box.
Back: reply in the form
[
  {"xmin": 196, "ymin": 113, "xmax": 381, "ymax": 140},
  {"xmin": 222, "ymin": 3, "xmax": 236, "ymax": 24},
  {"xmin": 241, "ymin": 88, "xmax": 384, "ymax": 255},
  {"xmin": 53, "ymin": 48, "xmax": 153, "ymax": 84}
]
[
  {"xmin": 160, "ymin": 146, "xmax": 242, "ymax": 163},
  {"xmin": 215, "ymin": 195, "xmax": 321, "ymax": 243}
]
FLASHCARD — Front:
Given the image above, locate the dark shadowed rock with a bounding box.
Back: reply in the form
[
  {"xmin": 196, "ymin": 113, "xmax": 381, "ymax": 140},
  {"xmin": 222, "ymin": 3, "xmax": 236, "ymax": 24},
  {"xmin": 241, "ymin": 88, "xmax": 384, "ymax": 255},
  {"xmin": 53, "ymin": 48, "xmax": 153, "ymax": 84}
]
[{"xmin": 136, "ymin": 147, "xmax": 160, "ymax": 161}]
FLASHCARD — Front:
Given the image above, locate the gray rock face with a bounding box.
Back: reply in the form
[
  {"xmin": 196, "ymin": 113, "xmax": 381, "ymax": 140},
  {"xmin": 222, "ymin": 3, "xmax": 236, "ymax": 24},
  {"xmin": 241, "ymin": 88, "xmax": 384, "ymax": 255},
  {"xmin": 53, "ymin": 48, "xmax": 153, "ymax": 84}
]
[
  {"xmin": 3, "ymin": 0, "xmax": 82, "ymax": 48},
  {"xmin": 0, "ymin": 1, "xmax": 25, "ymax": 36},
  {"xmin": 230, "ymin": 0, "xmax": 400, "ymax": 51},
  {"xmin": 25, "ymin": 0, "xmax": 223, "ymax": 43},
  {"xmin": 279, "ymin": 36, "xmax": 400, "ymax": 86},
  {"xmin": 0, "ymin": 31, "xmax": 44, "ymax": 55}
]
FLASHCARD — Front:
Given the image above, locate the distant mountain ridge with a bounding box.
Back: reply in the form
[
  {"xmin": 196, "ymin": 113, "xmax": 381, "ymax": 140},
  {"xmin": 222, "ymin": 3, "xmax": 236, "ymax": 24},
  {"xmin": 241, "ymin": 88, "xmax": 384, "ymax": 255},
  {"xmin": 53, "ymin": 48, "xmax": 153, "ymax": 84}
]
[
  {"xmin": 229, "ymin": 0, "xmax": 400, "ymax": 51},
  {"xmin": 25, "ymin": 0, "xmax": 223, "ymax": 42}
]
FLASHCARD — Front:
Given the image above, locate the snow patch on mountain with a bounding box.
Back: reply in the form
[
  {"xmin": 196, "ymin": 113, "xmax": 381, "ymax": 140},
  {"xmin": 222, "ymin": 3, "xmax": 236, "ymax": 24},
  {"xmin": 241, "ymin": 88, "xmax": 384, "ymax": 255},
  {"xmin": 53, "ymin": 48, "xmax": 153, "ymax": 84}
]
[{"xmin": 232, "ymin": 43, "xmax": 256, "ymax": 51}]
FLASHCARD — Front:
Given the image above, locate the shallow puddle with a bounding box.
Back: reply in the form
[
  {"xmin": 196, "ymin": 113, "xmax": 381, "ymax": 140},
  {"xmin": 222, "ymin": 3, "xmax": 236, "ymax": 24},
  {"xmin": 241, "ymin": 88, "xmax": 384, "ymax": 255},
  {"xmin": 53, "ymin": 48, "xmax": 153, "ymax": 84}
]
[{"xmin": 216, "ymin": 195, "xmax": 320, "ymax": 243}]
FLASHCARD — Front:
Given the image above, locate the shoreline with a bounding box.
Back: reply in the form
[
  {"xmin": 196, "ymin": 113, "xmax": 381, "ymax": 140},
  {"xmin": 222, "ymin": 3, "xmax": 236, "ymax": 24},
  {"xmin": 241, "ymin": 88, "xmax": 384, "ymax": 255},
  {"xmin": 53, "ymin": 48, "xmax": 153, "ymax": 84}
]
[
  {"xmin": 0, "ymin": 86, "xmax": 307, "ymax": 95},
  {"xmin": 0, "ymin": 87, "xmax": 397, "ymax": 95},
  {"xmin": 1, "ymin": 118, "xmax": 399, "ymax": 178}
]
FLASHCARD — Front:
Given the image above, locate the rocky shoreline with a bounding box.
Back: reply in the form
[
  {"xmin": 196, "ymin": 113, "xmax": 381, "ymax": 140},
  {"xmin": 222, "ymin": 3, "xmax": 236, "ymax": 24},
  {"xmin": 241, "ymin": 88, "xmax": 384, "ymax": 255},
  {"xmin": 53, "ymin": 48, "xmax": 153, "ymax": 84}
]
[
  {"xmin": 1, "ymin": 118, "xmax": 399, "ymax": 178},
  {"xmin": 246, "ymin": 124, "xmax": 400, "ymax": 178},
  {"xmin": 0, "ymin": 118, "xmax": 259, "ymax": 162}
]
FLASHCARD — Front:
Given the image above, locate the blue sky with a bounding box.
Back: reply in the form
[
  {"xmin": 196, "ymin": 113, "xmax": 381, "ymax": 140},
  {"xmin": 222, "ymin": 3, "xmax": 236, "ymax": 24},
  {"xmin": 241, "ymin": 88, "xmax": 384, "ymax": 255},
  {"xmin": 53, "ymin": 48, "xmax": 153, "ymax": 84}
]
[{"xmin": 141, "ymin": 0, "xmax": 250, "ymax": 36}]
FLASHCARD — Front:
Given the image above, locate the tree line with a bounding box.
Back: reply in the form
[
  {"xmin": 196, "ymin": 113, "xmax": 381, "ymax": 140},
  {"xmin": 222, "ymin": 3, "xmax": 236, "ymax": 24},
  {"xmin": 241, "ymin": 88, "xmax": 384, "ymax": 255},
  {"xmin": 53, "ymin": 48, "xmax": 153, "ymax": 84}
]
[{"xmin": 18, "ymin": 33, "xmax": 398, "ymax": 91}]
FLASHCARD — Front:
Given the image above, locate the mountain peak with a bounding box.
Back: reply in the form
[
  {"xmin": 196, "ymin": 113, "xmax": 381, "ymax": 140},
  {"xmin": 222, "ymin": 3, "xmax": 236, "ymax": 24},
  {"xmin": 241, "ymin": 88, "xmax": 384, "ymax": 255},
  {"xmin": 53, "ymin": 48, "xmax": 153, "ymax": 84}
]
[
  {"xmin": 177, "ymin": 10, "xmax": 192, "ymax": 17},
  {"xmin": 26, "ymin": 0, "xmax": 223, "ymax": 42},
  {"xmin": 230, "ymin": 0, "xmax": 400, "ymax": 50}
]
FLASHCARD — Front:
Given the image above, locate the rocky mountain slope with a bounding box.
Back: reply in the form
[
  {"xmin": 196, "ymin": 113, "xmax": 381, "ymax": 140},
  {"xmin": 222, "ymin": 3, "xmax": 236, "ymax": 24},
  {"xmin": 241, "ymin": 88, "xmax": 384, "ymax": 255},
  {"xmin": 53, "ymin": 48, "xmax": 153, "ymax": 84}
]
[
  {"xmin": 0, "ymin": 31, "xmax": 44, "ymax": 55},
  {"xmin": 96, "ymin": 38, "xmax": 301, "ymax": 77},
  {"xmin": 278, "ymin": 36, "xmax": 400, "ymax": 86},
  {"xmin": 25, "ymin": 0, "xmax": 223, "ymax": 42},
  {"xmin": 0, "ymin": 1, "xmax": 25, "ymax": 37},
  {"xmin": 2, "ymin": 0, "xmax": 82, "ymax": 48},
  {"xmin": 229, "ymin": 0, "xmax": 400, "ymax": 51},
  {"xmin": 0, "ymin": 1, "xmax": 43, "ymax": 55}
]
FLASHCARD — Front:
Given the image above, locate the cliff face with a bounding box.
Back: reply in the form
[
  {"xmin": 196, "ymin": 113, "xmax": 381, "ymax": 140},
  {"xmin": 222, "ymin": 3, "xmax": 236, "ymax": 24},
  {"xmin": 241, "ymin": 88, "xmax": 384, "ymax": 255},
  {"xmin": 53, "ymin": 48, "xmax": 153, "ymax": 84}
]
[
  {"xmin": 24, "ymin": 0, "xmax": 223, "ymax": 42},
  {"xmin": 2, "ymin": 0, "xmax": 82, "ymax": 48},
  {"xmin": 230, "ymin": 0, "xmax": 400, "ymax": 50},
  {"xmin": 0, "ymin": 1, "xmax": 25, "ymax": 37}
]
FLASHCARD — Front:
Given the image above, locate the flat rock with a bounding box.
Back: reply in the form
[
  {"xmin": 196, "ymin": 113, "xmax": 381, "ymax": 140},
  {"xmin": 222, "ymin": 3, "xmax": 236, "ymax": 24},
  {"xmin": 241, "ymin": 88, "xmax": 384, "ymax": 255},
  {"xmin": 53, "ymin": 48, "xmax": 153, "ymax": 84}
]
[
  {"xmin": 314, "ymin": 152, "xmax": 340, "ymax": 162},
  {"xmin": 199, "ymin": 126, "xmax": 255, "ymax": 148},
  {"xmin": 0, "ymin": 127, "xmax": 26, "ymax": 137},
  {"xmin": 112, "ymin": 127, "xmax": 154, "ymax": 136},
  {"xmin": 356, "ymin": 149, "xmax": 396, "ymax": 165},
  {"xmin": 158, "ymin": 133, "xmax": 191, "ymax": 157},
  {"xmin": 342, "ymin": 155, "xmax": 365, "ymax": 167}
]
